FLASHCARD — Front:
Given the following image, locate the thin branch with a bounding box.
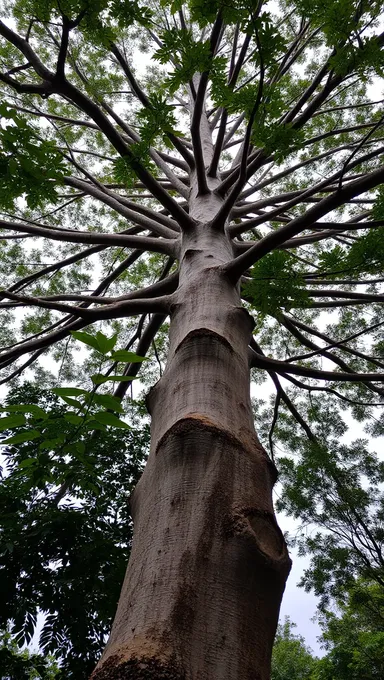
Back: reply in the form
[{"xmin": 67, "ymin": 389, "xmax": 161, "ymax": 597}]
[
  {"xmin": 251, "ymin": 338, "xmax": 317, "ymax": 443},
  {"xmin": 0, "ymin": 291, "xmax": 173, "ymax": 319},
  {"xmin": 285, "ymin": 320, "xmax": 384, "ymax": 367},
  {"xmin": 114, "ymin": 314, "xmax": 167, "ymax": 400},
  {"xmin": 284, "ymin": 374, "xmax": 383, "ymax": 408},
  {"xmin": 63, "ymin": 176, "xmax": 179, "ymax": 238},
  {"xmin": 110, "ymin": 42, "xmax": 195, "ymax": 168}
]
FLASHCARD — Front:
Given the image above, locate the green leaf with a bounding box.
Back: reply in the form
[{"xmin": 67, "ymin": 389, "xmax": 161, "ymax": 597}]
[
  {"xmin": 64, "ymin": 413, "xmax": 84, "ymax": 425},
  {"xmin": 0, "ymin": 414, "xmax": 26, "ymax": 431},
  {"xmin": 0, "ymin": 404, "xmax": 47, "ymax": 419},
  {"xmin": 93, "ymin": 411, "xmax": 131, "ymax": 429},
  {"xmin": 92, "ymin": 394, "xmax": 125, "ymax": 413},
  {"xmin": 39, "ymin": 436, "xmax": 65, "ymax": 450},
  {"xmin": 86, "ymin": 420, "xmax": 107, "ymax": 432},
  {"xmin": 52, "ymin": 387, "xmax": 89, "ymax": 397},
  {"xmin": 19, "ymin": 458, "xmax": 37, "ymax": 467},
  {"xmin": 70, "ymin": 331, "xmax": 103, "ymax": 352},
  {"xmin": 110, "ymin": 350, "xmax": 147, "ymax": 363},
  {"xmin": 75, "ymin": 441, "xmax": 86, "ymax": 454},
  {"xmin": 71, "ymin": 330, "xmax": 119, "ymax": 355},
  {"xmin": 95, "ymin": 331, "xmax": 118, "ymax": 354},
  {"xmin": 86, "ymin": 482, "xmax": 100, "ymax": 495},
  {"xmin": 91, "ymin": 374, "xmax": 138, "ymax": 385},
  {"xmin": 57, "ymin": 396, "xmax": 84, "ymax": 409},
  {"xmin": 2, "ymin": 430, "xmax": 41, "ymax": 444}
]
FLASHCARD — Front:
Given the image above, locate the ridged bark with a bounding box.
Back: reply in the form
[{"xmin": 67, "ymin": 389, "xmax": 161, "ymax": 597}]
[
  {"xmin": 91, "ymin": 219, "xmax": 291, "ymax": 679},
  {"xmin": 91, "ymin": 84, "xmax": 291, "ymax": 680}
]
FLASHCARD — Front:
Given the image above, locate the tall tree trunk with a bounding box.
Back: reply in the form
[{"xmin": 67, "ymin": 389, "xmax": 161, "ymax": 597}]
[
  {"xmin": 91, "ymin": 228, "xmax": 291, "ymax": 680},
  {"xmin": 91, "ymin": 102, "xmax": 291, "ymax": 680}
]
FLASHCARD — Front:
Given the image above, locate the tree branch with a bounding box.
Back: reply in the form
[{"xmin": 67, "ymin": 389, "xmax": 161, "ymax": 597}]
[
  {"xmin": 249, "ymin": 347, "xmax": 384, "ymax": 383},
  {"xmin": 223, "ymin": 163, "xmax": 384, "ymax": 282},
  {"xmin": 0, "ymin": 219, "xmax": 177, "ymax": 255}
]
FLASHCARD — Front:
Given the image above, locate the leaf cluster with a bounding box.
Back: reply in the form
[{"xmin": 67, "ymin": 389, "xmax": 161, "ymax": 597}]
[
  {"xmin": 12, "ymin": 0, "xmax": 153, "ymax": 47},
  {"xmin": 0, "ymin": 105, "xmax": 68, "ymax": 211},
  {"xmin": 319, "ymin": 228, "xmax": 384, "ymax": 278},
  {"xmin": 314, "ymin": 581, "xmax": 384, "ymax": 680},
  {"xmin": 243, "ymin": 250, "xmax": 309, "ymax": 316},
  {"xmin": 0, "ymin": 629, "xmax": 58, "ymax": 680},
  {"xmin": 154, "ymin": 28, "xmax": 212, "ymax": 92},
  {"xmin": 0, "ymin": 381, "xmax": 149, "ymax": 678},
  {"xmin": 271, "ymin": 618, "xmax": 317, "ymax": 680}
]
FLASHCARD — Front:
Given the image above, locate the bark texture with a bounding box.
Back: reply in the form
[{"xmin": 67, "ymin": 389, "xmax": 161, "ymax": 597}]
[
  {"xmin": 91, "ymin": 75, "xmax": 291, "ymax": 680},
  {"xmin": 91, "ymin": 219, "xmax": 291, "ymax": 679}
]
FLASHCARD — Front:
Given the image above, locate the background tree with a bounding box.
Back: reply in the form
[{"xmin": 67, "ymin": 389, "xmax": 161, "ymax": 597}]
[
  {"xmin": 275, "ymin": 404, "xmax": 384, "ymax": 611},
  {"xmin": 314, "ymin": 580, "xmax": 384, "ymax": 680},
  {"xmin": 0, "ymin": 382, "xmax": 148, "ymax": 678},
  {"xmin": 271, "ymin": 617, "xmax": 316, "ymax": 680},
  {"xmin": 1, "ymin": 0, "xmax": 384, "ymax": 678},
  {"xmin": 0, "ymin": 629, "xmax": 58, "ymax": 680}
]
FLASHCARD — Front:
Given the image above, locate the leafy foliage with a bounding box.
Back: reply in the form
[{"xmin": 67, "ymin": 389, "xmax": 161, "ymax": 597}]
[
  {"xmin": 0, "ymin": 105, "xmax": 67, "ymax": 210},
  {"xmin": 243, "ymin": 251, "xmax": 308, "ymax": 316},
  {"xmin": 0, "ymin": 382, "xmax": 149, "ymax": 679},
  {"xmin": 276, "ymin": 426, "xmax": 384, "ymax": 611},
  {"xmin": 0, "ymin": 629, "xmax": 58, "ymax": 680},
  {"xmin": 319, "ymin": 229, "xmax": 384, "ymax": 277},
  {"xmin": 0, "ymin": 0, "xmax": 384, "ymax": 674},
  {"xmin": 12, "ymin": 0, "xmax": 153, "ymax": 45},
  {"xmin": 271, "ymin": 618, "xmax": 317, "ymax": 680},
  {"xmin": 314, "ymin": 581, "xmax": 384, "ymax": 680}
]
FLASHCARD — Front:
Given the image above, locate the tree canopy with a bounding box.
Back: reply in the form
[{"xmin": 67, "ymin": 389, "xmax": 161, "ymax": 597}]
[
  {"xmin": 0, "ymin": 0, "xmax": 384, "ymax": 400},
  {"xmin": 271, "ymin": 618, "xmax": 317, "ymax": 680},
  {"xmin": 0, "ymin": 382, "xmax": 148, "ymax": 677}
]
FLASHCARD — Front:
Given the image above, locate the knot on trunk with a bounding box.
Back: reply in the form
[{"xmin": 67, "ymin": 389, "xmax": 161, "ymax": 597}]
[{"xmin": 224, "ymin": 506, "xmax": 291, "ymax": 571}]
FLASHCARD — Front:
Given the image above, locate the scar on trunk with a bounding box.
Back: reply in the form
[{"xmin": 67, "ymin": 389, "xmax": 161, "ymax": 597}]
[{"xmin": 224, "ymin": 506, "xmax": 288, "ymax": 565}]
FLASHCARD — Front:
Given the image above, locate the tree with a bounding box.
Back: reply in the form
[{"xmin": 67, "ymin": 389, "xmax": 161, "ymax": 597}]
[
  {"xmin": 314, "ymin": 580, "xmax": 384, "ymax": 680},
  {"xmin": 276, "ymin": 420, "xmax": 384, "ymax": 611},
  {"xmin": 0, "ymin": 382, "xmax": 148, "ymax": 678},
  {"xmin": 0, "ymin": 629, "xmax": 58, "ymax": 680},
  {"xmin": 1, "ymin": 0, "xmax": 384, "ymax": 677},
  {"xmin": 271, "ymin": 618, "xmax": 316, "ymax": 680}
]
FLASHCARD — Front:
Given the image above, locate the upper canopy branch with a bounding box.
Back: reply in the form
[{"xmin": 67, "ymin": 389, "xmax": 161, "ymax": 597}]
[
  {"xmin": 223, "ymin": 163, "xmax": 384, "ymax": 282},
  {"xmin": 0, "ymin": 20, "xmax": 195, "ymax": 231},
  {"xmin": 0, "ymin": 219, "xmax": 178, "ymax": 255},
  {"xmin": 63, "ymin": 176, "xmax": 179, "ymax": 238},
  {"xmin": 249, "ymin": 347, "xmax": 384, "ymax": 383},
  {"xmin": 0, "ymin": 290, "xmax": 173, "ymax": 320},
  {"xmin": 284, "ymin": 320, "xmax": 384, "ymax": 367},
  {"xmin": 110, "ymin": 42, "xmax": 195, "ymax": 169}
]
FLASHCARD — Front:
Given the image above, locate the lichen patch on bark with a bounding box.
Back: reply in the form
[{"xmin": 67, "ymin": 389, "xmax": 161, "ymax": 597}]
[{"xmin": 91, "ymin": 654, "xmax": 185, "ymax": 680}]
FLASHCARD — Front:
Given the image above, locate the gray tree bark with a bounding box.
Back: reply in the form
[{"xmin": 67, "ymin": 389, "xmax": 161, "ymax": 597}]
[{"xmin": 91, "ymin": 90, "xmax": 291, "ymax": 680}]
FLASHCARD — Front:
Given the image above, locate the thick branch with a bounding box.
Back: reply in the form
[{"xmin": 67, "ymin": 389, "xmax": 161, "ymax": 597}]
[
  {"xmin": 223, "ymin": 163, "xmax": 384, "ymax": 282},
  {"xmin": 0, "ymin": 219, "xmax": 177, "ymax": 255},
  {"xmin": 249, "ymin": 348, "xmax": 384, "ymax": 382},
  {"xmin": 110, "ymin": 42, "xmax": 195, "ymax": 168},
  {"xmin": 63, "ymin": 176, "xmax": 178, "ymax": 238}
]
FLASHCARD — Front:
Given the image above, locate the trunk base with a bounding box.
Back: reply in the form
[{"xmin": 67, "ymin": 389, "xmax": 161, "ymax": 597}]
[
  {"xmin": 92, "ymin": 419, "xmax": 291, "ymax": 680},
  {"xmin": 91, "ymin": 653, "xmax": 185, "ymax": 680}
]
